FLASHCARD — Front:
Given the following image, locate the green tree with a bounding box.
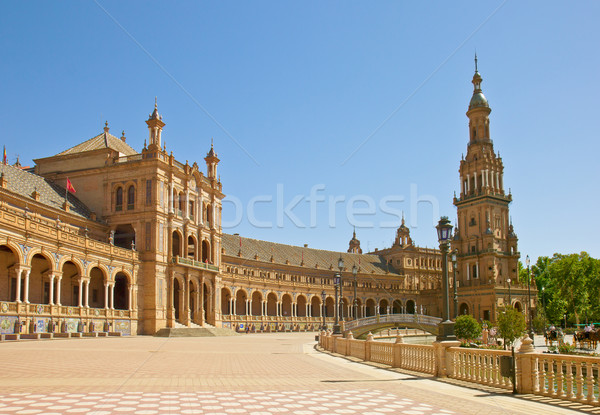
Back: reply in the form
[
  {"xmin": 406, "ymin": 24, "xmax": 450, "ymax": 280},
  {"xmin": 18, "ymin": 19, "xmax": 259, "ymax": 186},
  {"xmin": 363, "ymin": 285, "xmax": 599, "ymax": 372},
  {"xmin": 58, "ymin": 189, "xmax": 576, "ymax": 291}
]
[
  {"xmin": 454, "ymin": 315, "xmax": 481, "ymax": 343},
  {"xmin": 497, "ymin": 305, "xmax": 526, "ymax": 349}
]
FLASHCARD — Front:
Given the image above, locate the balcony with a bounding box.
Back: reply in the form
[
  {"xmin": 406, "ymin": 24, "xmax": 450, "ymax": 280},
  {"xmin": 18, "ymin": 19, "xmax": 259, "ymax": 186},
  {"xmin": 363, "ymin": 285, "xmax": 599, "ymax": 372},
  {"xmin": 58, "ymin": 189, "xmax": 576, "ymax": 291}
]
[{"xmin": 172, "ymin": 256, "xmax": 219, "ymax": 272}]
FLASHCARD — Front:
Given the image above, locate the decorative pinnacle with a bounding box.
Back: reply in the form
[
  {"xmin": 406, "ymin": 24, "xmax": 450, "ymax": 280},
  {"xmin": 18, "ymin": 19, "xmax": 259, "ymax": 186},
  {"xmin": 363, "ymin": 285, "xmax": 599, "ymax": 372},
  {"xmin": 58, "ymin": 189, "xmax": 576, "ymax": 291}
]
[
  {"xmin": 475, "ymin": 52, "xmax": 478, "ymax": 73},
  {"xmin": 155, "ymin": 96, "xmax": 158, "ymax": 109}
]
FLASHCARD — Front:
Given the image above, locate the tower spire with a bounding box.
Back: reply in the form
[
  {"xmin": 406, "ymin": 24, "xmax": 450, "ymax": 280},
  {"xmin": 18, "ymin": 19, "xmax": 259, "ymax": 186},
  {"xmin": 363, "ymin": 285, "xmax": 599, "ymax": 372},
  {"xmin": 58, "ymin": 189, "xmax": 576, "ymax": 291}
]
[{"xmin": 474, "ymin": 52, "xmax": 478, "ymax": 73}]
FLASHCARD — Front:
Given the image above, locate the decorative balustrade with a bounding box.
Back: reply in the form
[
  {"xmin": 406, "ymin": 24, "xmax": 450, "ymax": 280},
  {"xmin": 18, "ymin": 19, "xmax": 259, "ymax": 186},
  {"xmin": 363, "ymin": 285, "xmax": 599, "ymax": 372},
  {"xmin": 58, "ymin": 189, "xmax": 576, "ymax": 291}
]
[
  {"xmin": 448, "ymin": 347, "xmax": 512, "ymax": 390},
  {"xmin": 173, "ymin": 256, "xmax": 219, "ymax": 272},
  {"xmin": 533, "ymin": 354, "xmax": 599, "ymax": 405},
  {"xmin": 318, "ymin": 333, "xmax": 600, "ymax": 407}
]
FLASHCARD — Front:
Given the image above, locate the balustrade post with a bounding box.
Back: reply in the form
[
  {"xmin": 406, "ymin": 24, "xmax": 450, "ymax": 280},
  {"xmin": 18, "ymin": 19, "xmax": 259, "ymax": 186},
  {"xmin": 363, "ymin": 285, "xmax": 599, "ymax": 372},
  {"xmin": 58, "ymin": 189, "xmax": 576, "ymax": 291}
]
[
  {"xmin": 432, "ymin": 338, "xmax": 460, "ymax": 378},
  {"xmin": 516, "ymin": 335, "xmax": 536, "ymax": 394},
  {"xmin": 365, "ymin": 332, "xmax": 374, "ymax": 362},
  {"xmin": 346, "ymin": 331, "xmax": 353, "ymax": 356},
  {"xmin": 393, "ymin": 335, "xmax": 404, "ymax": 368}
]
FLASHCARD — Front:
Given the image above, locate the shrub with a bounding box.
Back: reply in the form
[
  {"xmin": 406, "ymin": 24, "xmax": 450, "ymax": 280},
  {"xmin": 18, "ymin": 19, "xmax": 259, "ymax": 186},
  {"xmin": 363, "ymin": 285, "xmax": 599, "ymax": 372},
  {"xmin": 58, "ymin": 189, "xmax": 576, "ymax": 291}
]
[
  {"xmin": 497, "ymin": 305, "xmax": 526, "ymax": 348},
  {"xmin": 454, "ymin": 315, "xmax": 482, "ymax": 342}
]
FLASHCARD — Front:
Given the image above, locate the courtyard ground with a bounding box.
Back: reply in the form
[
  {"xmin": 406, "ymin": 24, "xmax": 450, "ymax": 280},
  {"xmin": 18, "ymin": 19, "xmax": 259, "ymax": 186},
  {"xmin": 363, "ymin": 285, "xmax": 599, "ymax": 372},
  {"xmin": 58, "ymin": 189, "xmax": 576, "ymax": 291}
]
[{"xmin": 0, "ymin": 333, "xmax": 595, "ymax": 414}]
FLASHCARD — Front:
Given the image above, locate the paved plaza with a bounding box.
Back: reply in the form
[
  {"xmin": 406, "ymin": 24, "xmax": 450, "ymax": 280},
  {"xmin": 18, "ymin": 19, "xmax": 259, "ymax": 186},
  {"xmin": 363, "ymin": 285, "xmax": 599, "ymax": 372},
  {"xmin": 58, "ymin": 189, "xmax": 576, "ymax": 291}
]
[{"xmin": 0, "ymin": 333, "xmax": 595, "ymax": 414}]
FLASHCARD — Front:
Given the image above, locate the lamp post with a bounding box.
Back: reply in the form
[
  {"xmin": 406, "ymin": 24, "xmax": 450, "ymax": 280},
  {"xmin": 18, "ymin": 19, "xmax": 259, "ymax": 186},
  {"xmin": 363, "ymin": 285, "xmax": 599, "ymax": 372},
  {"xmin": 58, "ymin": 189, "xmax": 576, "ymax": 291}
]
[
  {"xmin": 333, "ymin": 273, "xmax": 341, "ymax": 334},
  {"xmin": 507, "ymin": 278, "xmax": 512, "ymax": 306},
  {"xmin": 338, "ymin": 256, "xmax": 344, "ymax": 321},
  {"xmin": 452, "ymin": 250, "xmax": 458, "ymax": 319},
  {"xmin": 526, "ymin": 255, "xmax": 534, "ymax": 341},
  {"xmin": 321, "ymin": 290, "xmax": 326, "ymax": 331},
  {"xmin": 436, "ymin": 217, "xmax": 455, "ymax": 341},
  {"xmin": 352, "ymin": 264, "xmax": 358, "ymax": 320}
]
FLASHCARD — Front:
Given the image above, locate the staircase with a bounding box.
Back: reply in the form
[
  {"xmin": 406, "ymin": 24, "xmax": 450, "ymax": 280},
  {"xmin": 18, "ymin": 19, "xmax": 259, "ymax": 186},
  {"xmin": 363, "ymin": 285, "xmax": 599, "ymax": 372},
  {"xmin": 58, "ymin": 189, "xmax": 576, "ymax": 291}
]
[{"xmin": 155, "ymin": 321, "xmax": 238, "ymax": 337}]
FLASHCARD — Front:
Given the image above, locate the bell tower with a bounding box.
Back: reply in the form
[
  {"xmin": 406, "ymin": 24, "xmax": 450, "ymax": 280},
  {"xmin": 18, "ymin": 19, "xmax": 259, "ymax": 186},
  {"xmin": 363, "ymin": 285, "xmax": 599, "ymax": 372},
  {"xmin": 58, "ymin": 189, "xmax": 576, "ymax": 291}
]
[
  {"xmin": 452, "ymin": 56, "xmax": 520, "ymax": 321},
  {"xmin": 146, "ymin": 98, "xmax": 165, "ymax": 151},
  {"xmin": 205, "ymin": 140, "xmax": 219, "ymax": 179}
]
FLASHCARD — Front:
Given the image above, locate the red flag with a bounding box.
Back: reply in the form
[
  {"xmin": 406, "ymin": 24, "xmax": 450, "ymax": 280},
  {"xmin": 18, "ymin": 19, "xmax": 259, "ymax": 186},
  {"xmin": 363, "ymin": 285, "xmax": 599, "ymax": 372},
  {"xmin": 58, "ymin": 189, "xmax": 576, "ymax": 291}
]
[
  {"xmin": 2, "ymin": 146, "xmax": 6, "ymax": 164},
  {"xmin": 66, "ymin": 178, "xmax": 76, "ymax": 193}
]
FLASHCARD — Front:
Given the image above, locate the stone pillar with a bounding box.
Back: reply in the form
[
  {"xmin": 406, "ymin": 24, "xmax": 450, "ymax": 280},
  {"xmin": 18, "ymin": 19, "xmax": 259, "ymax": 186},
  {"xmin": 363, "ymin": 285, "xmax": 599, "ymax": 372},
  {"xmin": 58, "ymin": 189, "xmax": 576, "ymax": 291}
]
[
  {"xmin": 169, "ymin": 182, "xmax": 174, "ymax": 213},
  {"xmin": 78, "ymin": 279, "xmax": 83, "ymax": 307},
  {"xmin": 104, "ymin": 282, "xmax": 109, "ymax": 309},
  {"xmin": 23, "ymin": 270, "xmax": 30, "ymax": 304},
  {"xmin": 56, "ymin": 275, "xmax": 62, "ymax": 306},
  {"xmin": 109, "ymin": 283, "xmax": 114, "ymax": 309},
  {"xmin": 15, "ymin": 268, "xmax": 22, "ymax": 303},
  {"xmin": 432, "ymin": 339, "xmax": 461, "ymax": 378},
  {"xmin": 128, "ymin": 283, "xmax": 133, "ymax": 311},
  {"xmin": 84, "ymin": 280, "xmax": 90, "ymax": 308},
  {"xmin": 516, "ymin": 334, "xmax": 536, "ymax": 394},
  {"xmin": 49, "ymin": 273, "xmax": 55, "ymax": 305}
]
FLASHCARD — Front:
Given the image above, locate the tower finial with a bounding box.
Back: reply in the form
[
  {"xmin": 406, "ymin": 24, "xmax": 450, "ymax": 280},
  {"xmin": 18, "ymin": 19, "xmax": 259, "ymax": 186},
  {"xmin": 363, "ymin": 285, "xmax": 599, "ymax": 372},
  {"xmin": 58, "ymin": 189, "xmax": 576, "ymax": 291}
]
[
  {"xmin": 211, "ymin": 137, "xmax": 214, "ymax": 148},
  {"xmin": 155, "ymin": 96, "xmax": 157, "ymax": 109},
  {"xmin": 474, "ymin": 52, "xmax": 478, "ymax": 73}
]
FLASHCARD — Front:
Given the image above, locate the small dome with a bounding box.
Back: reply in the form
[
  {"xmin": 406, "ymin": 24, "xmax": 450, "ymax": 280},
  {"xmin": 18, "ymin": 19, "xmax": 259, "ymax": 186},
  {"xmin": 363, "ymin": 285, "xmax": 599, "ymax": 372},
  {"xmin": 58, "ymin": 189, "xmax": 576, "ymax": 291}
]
[{"xmin": 469, "ymin": 91, "xmax": 488, "ymax": 110}]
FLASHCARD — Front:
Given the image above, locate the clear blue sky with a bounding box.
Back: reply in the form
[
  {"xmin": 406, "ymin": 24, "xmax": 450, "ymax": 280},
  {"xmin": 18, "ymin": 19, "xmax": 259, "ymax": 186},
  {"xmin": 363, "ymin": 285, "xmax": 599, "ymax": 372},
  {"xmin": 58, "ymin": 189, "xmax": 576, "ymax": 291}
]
[{"xmin": 1, "ymin": 1, "xmax": 599, "ymax": 262}]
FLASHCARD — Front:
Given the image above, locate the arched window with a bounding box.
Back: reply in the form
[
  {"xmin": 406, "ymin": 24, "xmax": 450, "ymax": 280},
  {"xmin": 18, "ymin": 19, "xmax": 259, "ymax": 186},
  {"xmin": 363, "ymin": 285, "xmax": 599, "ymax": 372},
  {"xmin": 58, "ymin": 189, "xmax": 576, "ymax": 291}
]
[
  {"xmin": 116, "ymin": 187, "xmax": 123, "ymax": 211},
  {"xmin": 127, "ymin": 185, "xmax": 135, "ymax": 210}
]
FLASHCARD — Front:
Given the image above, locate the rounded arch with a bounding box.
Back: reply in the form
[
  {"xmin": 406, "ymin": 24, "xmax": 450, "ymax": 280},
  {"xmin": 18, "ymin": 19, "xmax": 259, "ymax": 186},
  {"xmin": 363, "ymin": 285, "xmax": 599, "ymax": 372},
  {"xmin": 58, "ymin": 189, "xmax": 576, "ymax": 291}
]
[
  {"xmin": 113, "ymin": 271, "xmax": 129, "ymax": 310},
  {"xmin": 266, "ymin": 292, "xmax": 278, "ymax": 316},
  {"xmin": 201, "ymin": 239, "xmax": 211, "ymax": 263},
  {"xmin": 365, "ymin": 298, "xmax": 376, "ymax": 317},
  {"xmin": 115, "ymin": 185, "xmax": 124, "ymax": 210},
  {"xmin": 172, "ymin": 230, "xmax": 183, "ymax": 257},
  {"xmin": 0, "ymin": 244, "xmax": 21, "ymax": 302},
  {"xmin": 110, "ymin": 268, "xmax": 132, "ymax": 284},
  {"xmin": 406, "ymin": 299, "xmax": 416, "ymax": 314},
  {"xmin": 60, "ymin": 260, "xmax": 81, "ymax": 306},
  {"xmin": 187, "ymin": 234, "xmax": 197, "ymax": 259},
  {"xmin": 0, "ymin": 242, "xmax": 23, "ymax": 265},
  {"xmin": 127, "ymin": 184, "xmax": 136, "ymax": 210},
  {"xmin": 513, "ymin": 301, "xmax": 522, "ymax": 313},
  {"xmin": 251, "ymin": 291, "xmax": 263, "ymax": 316},
  {"xmin": 29, "ymin": 253, "xmax": 53, "ymax": 304},
  {"xmin": 459, "ymin": 302, "xmax": 469, "ymax": 316},
  {"xmin": 296, "ymin": 294, "xmax": 307, "ymax": 317},
  {"xmin": 88, "ymin": 266, "xmax": 107, "ymax": 308},
  {"xmin": 392, "ymin": 299, "xmax": 402, "ymax": 314},
  {"xmin": 58, "ymin": 257, "xmax": 84, "ymax": 277},
  {"xmin": 379, "ymin": 298, "xmax": 389, "ymax": 315},
  {"xmin": 25, "ymin": 249, "xmax": 55, "ymax": 271},
  {"xmin": 325, "ymin": 296, "xmax": 334, "ymax": 317},
  {"xmin": 220, "ymin": 287, "xmax": 232, "ymax": 315},
  {"xmin": 310, "ymin": 295, "xmax": 321, "ymax": 318},
  {"xmin": 281, "ymin": 293, "xmax": 292, "ymax": 317},
  {"xmin": 235, "ymin": 289, "xmax": 248, "ymax": 315}
]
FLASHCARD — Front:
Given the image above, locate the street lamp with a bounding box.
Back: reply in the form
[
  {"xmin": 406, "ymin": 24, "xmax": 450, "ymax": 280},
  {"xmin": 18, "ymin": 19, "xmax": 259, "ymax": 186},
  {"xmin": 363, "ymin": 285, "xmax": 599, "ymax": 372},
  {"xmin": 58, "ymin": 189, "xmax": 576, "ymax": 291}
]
[
  {"xmin": 352, "ymin": 264, "xmax": 358, "ymax": 320},
  {"xmin": 526, "ymin": 255, "xmax": 534, "ymax": 341},
  {"xmin": 332, "ymin": 273, "xmax": 341, "ymax": 334},
  {"xmin": 507, "ymin": 278, "xmax": 512, "ymax": 306},
  {"xmin": 321, "ymin": 290, "xmax": 326, "ymax": 331},
  {"xmin": 338, "ymin": 256, "xmax": 344, "ymax": 321},
  {"xmin": 436, "ymin": 216, "xmax": 455, "ymax": 341},
  {"xmin": 452, "ymin": 250, "xmax": 458, "ymax": 319}
]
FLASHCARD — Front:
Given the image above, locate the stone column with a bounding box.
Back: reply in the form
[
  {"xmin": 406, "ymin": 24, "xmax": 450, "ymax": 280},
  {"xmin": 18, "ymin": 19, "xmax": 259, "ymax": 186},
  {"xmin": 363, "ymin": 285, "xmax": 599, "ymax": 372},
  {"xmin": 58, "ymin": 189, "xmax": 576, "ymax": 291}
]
[
  {"xmin": 110, "ymin": 283, "xmax": 115, "ymax": 309},
  {"xmin": 15, "ymin": 268, "xmax": 22, "ymax": 303},
  {"xmin": 49, "ymin": 273, "xmax": 55, "ymax": 305},
  {"xmin": 78, "ymin": 278, "xmax": 83, "ymax": 307},
  {"xmin": 56, "ymin": 275, "xmax": 62, "ymax": 306},
  {"xmin": 23, "ymin": 270, "xmax": 30, "ymax": 304},
  {"xmin": 104, "ymin": 282, "xmax": 109, "ymax": 309},
  {"xmin": 169, "ymin": 182, "xmax": 174, "ymax": 213},
  {"xmin": 85, "ymin": 280, "xmax": 90, "ymax": 307},
  {"xmin": 128, "ymin": 283, "xmax": 133, "ymax": 311}
]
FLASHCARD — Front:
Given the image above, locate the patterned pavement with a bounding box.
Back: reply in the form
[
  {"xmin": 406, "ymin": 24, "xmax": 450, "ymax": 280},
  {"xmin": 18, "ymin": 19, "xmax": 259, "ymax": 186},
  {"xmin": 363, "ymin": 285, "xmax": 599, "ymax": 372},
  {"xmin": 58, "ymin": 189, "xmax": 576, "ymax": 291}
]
[
  {"xmin": 0, "ymin": 333, "xmax": 586, "ymax": 415},
  {"xmin": 0, "ymin": 390, "xmax": 454, "ymax": 415}
]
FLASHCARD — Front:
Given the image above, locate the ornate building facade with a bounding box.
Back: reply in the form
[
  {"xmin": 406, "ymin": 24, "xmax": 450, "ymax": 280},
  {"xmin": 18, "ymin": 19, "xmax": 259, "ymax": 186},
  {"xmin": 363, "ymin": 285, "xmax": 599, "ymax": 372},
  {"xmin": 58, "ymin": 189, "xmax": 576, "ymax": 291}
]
[{"xmin": 0, "ymin": 65, "xmax": 532, "ymax": 336}]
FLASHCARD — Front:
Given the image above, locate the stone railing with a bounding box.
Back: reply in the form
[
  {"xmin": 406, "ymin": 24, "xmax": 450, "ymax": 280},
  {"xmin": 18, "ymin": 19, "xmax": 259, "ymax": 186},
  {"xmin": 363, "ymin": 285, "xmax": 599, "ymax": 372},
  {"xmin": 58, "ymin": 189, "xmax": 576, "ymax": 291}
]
[
  {"xmin": 318, "ymin": 333, "xmax": 599, "ymax": 407},
  {"xmin": 173, "ymin": 256, "xmax": 219, "ymax": 272}
]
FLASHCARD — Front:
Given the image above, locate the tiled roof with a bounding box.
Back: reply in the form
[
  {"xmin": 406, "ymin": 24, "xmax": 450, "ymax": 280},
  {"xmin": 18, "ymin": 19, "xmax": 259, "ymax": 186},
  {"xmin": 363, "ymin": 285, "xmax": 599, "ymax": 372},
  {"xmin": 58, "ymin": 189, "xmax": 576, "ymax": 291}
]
[
  {"xmin": 57, "ymin": 131, "xmax": 137, "ymax": 156},
  {"xmin": 0, "ymin": 164, "xmax": 92, "ymax": 219},
  {"xmin": 222, "ymin": 233, "xmax": 398, "ymax": 275}
]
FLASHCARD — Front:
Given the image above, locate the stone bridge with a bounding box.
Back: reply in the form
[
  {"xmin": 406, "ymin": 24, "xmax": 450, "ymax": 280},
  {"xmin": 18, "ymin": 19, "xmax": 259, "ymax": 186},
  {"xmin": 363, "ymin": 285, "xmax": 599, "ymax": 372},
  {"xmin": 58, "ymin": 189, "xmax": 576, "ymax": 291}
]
[{"xmin": 341, "ymin": 314, "xmax": 442, "ymax": 338}]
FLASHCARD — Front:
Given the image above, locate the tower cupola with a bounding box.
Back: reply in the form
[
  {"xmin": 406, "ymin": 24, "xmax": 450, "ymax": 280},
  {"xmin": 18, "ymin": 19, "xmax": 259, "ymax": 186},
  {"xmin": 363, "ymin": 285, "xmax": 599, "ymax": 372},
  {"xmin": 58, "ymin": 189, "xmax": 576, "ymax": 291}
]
[
  {"xmin": 347, "ymin": 228, "xmax": 362, "ymax": 254},
  {"xmin": 146, "ymin": 98, "xmax": 165, "ymax": 151},
  {"xmin": 205, "ymin": 140, "xmax": 219, "ymax": 179}
]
